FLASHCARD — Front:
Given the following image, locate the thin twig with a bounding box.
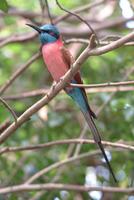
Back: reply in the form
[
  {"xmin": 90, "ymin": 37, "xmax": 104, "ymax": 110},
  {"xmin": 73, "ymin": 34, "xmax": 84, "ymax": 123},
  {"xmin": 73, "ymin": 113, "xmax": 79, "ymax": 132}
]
[
  {"xmin": 39, "ymin": 0, "xmax": 46, "ymax": 22},
  {"xmin": 0, "ymin": 32, "xmax": 37, "ymax": 48},
  {"xmin": 66, "ymin": 38, "xmax": 134, "ymax": 46},
  {"xmin": 0, "ymin": 97, "xmax": 17, "ymax": 124},
  {"xmin": 0, "ymin": 7, "xmax": 42, "ymax": 19},
  {"xmin": 96, "ymin": 65, "xmax": 134, "ymax": 115},
  {"xmin": 0, "ymin": 183, "xmax": 133, "ymax": 195},
  {"xmin": 24, "ymin": 150, "xmax": 100, "ymax": 184},
  {"xmin": 54, "ymin": 0, "xmax": 105, "ymax": 24},
  {"xmin": 3, "ymin": 81, "xmax": 134, "ymax": 100},
  {"xmin": 55, "ymin": 0, "xmax": 98, "ymax": 43},
  {"xmin": 45, "ymin": 0, "xmax": 53, "ymax": 24},
  {"xmin": 70, "ymin": 80, "xmax": 134, "ymax": 88},
  {"xmin": 0, "ymin": 139, "xmax": 133, "ymax": 155}
]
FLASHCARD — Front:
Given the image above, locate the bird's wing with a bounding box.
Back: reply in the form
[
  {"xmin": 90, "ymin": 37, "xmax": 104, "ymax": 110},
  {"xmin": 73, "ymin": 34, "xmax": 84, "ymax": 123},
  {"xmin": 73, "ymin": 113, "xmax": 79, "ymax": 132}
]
[
  {"xmin": 60, "ymin": 46, "xmax": 83, "ymax": 85},
  {"xmin": 60, "ymin": 46, "xmax": 96, "ymax": 119},
  {"xmin": 60, "ymin": 46, "xmax": 74, "ymax": 67}
]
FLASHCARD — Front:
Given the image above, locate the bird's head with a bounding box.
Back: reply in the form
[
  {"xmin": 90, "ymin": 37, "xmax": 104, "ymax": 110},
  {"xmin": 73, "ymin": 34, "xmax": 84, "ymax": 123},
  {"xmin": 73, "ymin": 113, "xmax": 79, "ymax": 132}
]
[{"xmin": 26, "ymin": 24, "xmax": 60, "ymax": 45}]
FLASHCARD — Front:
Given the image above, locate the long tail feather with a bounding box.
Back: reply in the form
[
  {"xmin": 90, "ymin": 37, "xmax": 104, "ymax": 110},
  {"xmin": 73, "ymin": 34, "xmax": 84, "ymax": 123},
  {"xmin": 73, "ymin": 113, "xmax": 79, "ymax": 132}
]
[
  {"xmin": 65, "ymin": 85, "xmax": 117, "ymax": 182},
  {"xmin": 83, "ymin": 112, "xmax": 117, "ymax": 182}
]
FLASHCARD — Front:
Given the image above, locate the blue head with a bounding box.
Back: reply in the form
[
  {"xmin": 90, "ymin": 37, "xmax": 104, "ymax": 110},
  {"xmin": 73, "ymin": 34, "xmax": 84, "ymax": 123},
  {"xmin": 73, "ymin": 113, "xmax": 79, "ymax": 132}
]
[{"xmin": 26, "ymin": 24, "xmax": 60, "ymax": 45}]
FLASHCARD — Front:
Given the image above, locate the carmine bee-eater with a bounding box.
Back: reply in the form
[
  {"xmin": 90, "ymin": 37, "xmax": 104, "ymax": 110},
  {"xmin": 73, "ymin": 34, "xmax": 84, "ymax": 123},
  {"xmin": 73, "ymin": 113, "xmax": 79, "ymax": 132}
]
[{"xmin": 26, "ymin": 23, "xmax": 117, "ymax": 182}]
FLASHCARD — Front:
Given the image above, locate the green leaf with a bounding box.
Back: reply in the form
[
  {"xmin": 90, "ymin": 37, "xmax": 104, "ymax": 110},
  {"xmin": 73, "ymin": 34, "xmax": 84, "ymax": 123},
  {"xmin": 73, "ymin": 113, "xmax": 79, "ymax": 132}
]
[{"xmin": 0, "ymin": 0, "xmax": 9, "ymax": 12}]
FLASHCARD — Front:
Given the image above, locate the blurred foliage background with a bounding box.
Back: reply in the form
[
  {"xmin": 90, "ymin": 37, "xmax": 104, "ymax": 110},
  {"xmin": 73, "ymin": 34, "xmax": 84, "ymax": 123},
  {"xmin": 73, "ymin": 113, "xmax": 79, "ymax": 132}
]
[{"xmin": 0, "ymin": 0, "xmax": 134, "ymax": 199}]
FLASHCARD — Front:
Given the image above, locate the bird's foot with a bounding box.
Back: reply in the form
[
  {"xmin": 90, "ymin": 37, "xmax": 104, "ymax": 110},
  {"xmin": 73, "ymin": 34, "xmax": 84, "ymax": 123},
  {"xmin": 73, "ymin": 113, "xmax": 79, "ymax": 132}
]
[
  {"xmin": 46, "ymin": 93, "xmax": 50, "ymax": 100},
  {"xmin": 59, "ymin": 76, "xmax": 69, "ymax": 88},
  {"xmin": 51, "ymin": 81, "xmax": 57, "ymax": 91},
  {"xmin": 88, "ymin": 34, "xmax": 97, "ymax": 49},
  {"xmin": 59, "ymin": 77, "xmax": 64, "ymax": 82}
]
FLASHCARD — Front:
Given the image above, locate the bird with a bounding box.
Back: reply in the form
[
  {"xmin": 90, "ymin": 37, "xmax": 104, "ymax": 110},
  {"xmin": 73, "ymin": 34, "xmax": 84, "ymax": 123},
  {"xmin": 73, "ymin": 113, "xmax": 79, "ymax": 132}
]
[{"xmin": 26, "ymin": 23, "xmax": 117, "ymax": 182}]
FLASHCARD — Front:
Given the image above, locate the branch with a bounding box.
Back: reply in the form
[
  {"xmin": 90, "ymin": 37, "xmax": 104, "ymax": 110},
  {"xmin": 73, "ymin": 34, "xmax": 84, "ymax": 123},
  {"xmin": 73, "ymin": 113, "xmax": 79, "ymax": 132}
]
[
  {"xmin": 0, "ymin": 97, "xmax": 17, "ymax": 124},
  {"xmin": 0, "ymin": 138, "xmax": 133, "ymax": 155},
  {"xmin": 96, "ymin": 69, "xmax": 134, "ymax": 116},
  {"xmin": 0, "ymin": 32, "xmax": 37, "ymax": 48},
  {"xmin": 3, "ymin": 88, "xmax": 49, "ymax": 100},
  {"xmin": 25, "ymin": 150, "xmax": 100, "ymax": 184},
  {"xmin": 3, "ymin": 85, "xmax": 134, "ymax": 101},
  {"xmin": 89, "ymin": 32, "xmax": 134, "ymax": 55},
  {"xmin": 70, "ymin": 80, "xmax": 134, "ymax": 88},
  {"xmin": 0, "ymin": 7, "xmax": 42, "ymax": 19},
  {"xmin": 0, "ymin": 31, "xmax": 134, "ymax": 144},
  {"xmin": 0, "ymin": 183, "xmax": 133, "ymax": 195}
]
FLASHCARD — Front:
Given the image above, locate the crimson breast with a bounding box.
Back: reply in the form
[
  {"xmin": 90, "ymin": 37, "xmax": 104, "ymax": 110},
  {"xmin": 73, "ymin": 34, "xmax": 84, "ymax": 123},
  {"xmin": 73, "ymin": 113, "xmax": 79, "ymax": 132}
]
[{"xmin": 42, "ymin": 39, "xmax": 68, "ymax": 82}]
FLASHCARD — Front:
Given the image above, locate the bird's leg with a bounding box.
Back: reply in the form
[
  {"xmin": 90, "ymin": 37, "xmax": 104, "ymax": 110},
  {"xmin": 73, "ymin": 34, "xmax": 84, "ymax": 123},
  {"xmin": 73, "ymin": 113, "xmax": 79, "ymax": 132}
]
[
  {"xmin": 45, "ymin": 82, "xmax": 57, "ymax": 100},
  {"xmin": 59, "ymin": 76, "xmax": 71, "ymax": 88},
  {"xmin": 88, "ymin": 34, "xmax": 97, "ymax": 49},
  {"xmin": 70, "ymin": 64, "xmax": 74, "ymax": 76}
]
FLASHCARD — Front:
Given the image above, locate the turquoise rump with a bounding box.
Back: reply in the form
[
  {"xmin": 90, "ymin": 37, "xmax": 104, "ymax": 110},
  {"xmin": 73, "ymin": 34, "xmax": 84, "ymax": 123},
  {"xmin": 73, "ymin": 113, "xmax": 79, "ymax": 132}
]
[{"xmin": 67, "ymin": 80, "xmax": 90, "ymax": 113}]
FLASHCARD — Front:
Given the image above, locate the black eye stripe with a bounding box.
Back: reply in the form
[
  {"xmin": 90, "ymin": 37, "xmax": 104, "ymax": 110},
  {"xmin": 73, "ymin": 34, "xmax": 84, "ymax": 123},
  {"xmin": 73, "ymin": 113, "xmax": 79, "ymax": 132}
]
[
  {"xmin": 41, "ymin": 30, "xmax": 59, "ymax": 39},
  {"xmin": 45, "ymin": 30, "xmax": 50, "ymax": 33},
  {"xmin": 42, "ymin": 30, "xmax": 51, "ymax": 34}
]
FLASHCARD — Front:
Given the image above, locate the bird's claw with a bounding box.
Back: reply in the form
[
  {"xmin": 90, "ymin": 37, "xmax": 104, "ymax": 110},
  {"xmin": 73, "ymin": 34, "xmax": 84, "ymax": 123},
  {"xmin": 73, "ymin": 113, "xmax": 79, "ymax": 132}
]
[
  {"xmin": 46, "ymin": 93, "xmax": 50, "ymax": 99},
  {"xmin": 51, "ymin": 81, "xmax": 57, "ymax": 91},
  {"xmin": 59, "ymin": 77, "xmax": 64, "ymax": 82}
]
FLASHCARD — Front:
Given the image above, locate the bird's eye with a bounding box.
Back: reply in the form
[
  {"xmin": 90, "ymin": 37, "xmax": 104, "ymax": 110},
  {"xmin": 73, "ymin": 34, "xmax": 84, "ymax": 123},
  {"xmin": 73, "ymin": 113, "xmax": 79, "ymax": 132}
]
[
  {"xmin": 42, "ymin": 30, "xmax": 50, "ymax": 33},
  {"xmin": 42, "ymin": 30, "xmax": 58, "ymax": 39},
  {"xmin": 43, "ymin": 30, "xmax": 55, "ymax": 37},
  {"xmin": 49, "ymin": 32, "xmax": 55, "ymax": 36}
]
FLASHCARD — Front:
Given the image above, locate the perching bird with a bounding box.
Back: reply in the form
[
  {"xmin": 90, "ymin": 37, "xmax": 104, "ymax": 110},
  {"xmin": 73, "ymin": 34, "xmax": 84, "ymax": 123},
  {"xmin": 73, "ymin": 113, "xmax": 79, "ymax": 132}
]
[{"xmin": 26, "ymin": 23, "xmax": 117, "ymax": 182}]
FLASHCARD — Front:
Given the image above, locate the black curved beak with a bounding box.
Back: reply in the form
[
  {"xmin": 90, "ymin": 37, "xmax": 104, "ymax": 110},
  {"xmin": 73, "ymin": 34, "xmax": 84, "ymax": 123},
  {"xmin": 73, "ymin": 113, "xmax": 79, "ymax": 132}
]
[{"xmin": 26, "ymin": 24, "xmax": 41, "ymax": 33}]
